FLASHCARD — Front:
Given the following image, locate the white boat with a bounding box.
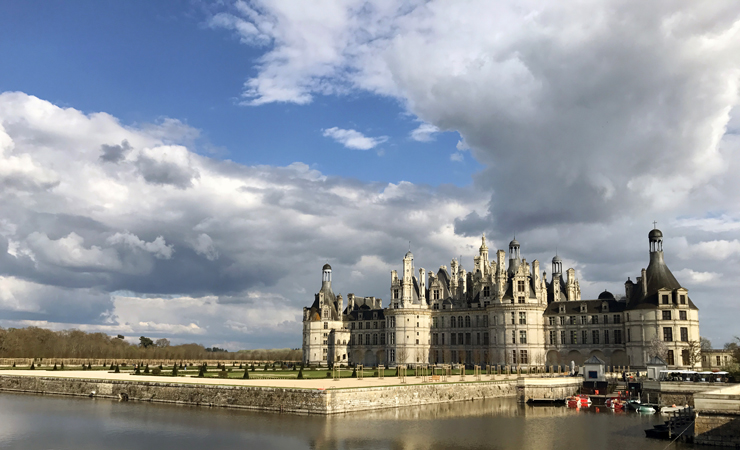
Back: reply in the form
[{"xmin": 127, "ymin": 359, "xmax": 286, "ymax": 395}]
[{"xmin": 660, "ymin": 405, "xmax": 687, "ymax": 415}]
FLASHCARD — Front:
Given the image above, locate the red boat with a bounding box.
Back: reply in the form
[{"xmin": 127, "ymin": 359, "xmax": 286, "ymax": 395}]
[
  {"xmin": 605, "ymin": 398, "xmax": 626, "ymax": 410},
  {"xmin": 566, "ymin": 394, "xmax": 592, "ymax": 408}
]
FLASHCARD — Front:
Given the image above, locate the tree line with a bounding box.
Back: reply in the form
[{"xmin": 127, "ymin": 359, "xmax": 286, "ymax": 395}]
[{"xmin": 0, "ymin": 327, "xmax": 300, "ymax": 361}]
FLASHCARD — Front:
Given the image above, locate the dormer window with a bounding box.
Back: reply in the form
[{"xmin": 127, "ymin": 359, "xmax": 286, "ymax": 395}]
[
  {"xmin": 661, "ymin": 294, "xmax": 669, "ymax": 305},
  {"xmin": 559, "ymin": 305, "xmax": 565, "ymax": 314},
  {"xmin": 601, "ymin": 302, "xmax": 608, "ymax": 313},
  {"xmin": 358, "ymin": 313, "xmax": 363, "ymax": 320},
  {"xmin": 580, "ymin": 304, "xmax": 587, "ymax": 313},
  {"xmin": 373, "ymin": 312, "xmax": 377, "ymax": 320}
]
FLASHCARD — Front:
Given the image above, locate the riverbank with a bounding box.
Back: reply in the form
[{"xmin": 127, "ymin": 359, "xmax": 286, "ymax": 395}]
[{"xmin": 0, "ymin": 371, "xmax": 581, "ymax": 414}]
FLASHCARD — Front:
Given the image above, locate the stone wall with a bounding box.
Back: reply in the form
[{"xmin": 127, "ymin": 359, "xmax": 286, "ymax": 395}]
[
  {"xmin": 641, "ymin": 381, "xmax": 722, "ymax": 407},
  {"xmin": 0, "ymin": 374, "xmax": 581, "ymax": 414},
  {"xmin": 0, "ymin": 375, "xmax": 327, "ymax": 414},
  {"xmin": 693, "ymin": 384, "xmax": 740, "ymax": 447}
]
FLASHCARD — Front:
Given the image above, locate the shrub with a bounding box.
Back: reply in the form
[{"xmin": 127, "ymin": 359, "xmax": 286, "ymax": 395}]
[
  {"xmin": 297, "ymin": 366, "xmax": 304, "ymax": 379},
  {"xmin": 228, "ymin": 368, "xmax": 232, "ymax": 372},
  {"xmin": 218, "ymin": 370, "xmax": 228, "ymax": 379},
  {"xmin": 114, "ymin": 365, "xmax": 120, "ymax": 373},
  {"xmin": 12, "ymin": 362, "xmax": 15, "ymax": 367},
  {"xmin": 251, "ymin": 364, "xmax": 255, "ymax": 372},
  {"xmin": 243, "ymin": 369, "xmax": 249, "ymax": 379},
  {"xmin": 30, "ymin": 362, "xmax": 35, "ymax": 370},
  {"xmin": 134, "ymin": 367, "xmax": 141, "ymax": 375},
  {"xmin": 87, "ymin": 363, "xmax": 92, "ymax": 370},
  {"xmin": 239, "ymin": 363, "xmax": 243, "ymax": 369},
  {"xmin": 351, "ymin": 368, "xmax": 357, "ymax": 378},
  {"xmin": 82, "ymin": 364, "xmax": 87, "ymax": 371},
  {"xmin": 264, "ymin": 365, "xmax": 268, "ymax": 371},
  {"xmin": 60, "ymin": 362, "xmax": 64, "ymax": 370},
  {"xmin": 171, "ymin": 365, "xmax": 178, "ymax": 376},
  {"xmin": 197, "ymin": 366, "xmax": 206, "ymax": 378},
  {"xmin": 326, "ymin": 371, "xmax": 332, "ymax": 378},
  {"xmin": 121, "ymin": 363, "xmax": 127, "ymax": 367},
  {"xmin": 152, "ymin": 367, "xmax": 161, "ymax": 376},
  {"xmin": 144, "ymin": 364, "xmax": 150, "ymax": 374},
  {"xmin": 109, "ymin": 364, "xmax": 115, "ymax": 370},
  {"xmin": 53, "ymin": 363, "xmax": 57, "ymax": 371},
  {"xmin": 158, "ymin": 364, "xmax": 163, "ymax": 370}
]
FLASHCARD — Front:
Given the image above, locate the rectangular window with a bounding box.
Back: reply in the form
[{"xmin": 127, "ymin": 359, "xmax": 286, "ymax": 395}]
[
  {"xmin": 432, "ymin": 333, "xmax": 438, "ymax": 345},
  {"xmin": 680, "ymin": 327, "xmax": 688, "ymax": 342},
  {"xmin": 663, "ymin": 327, "xmax": 673, "ymax": 342},
  {"xmin": 561, "ymin": 331, "xmax": 566, "ymax": 345},
  {"xmin": 511, "ymin": 350, "xmax": 517, "ymax": 365},
  {"xmin": 581, "ymin": 316, "xmax": 587, "ymax": 325},
  {"xmin": 603, "ymin": 315, "xmax": 608, "ymax": 324},
  {"xmin": 366, "ymin": 322, "xmax": 370, "ymax": 329},
  {"xmin": 483, "ymin": 316, "xmax": 488, "ymax": 326},
  {"xmin": 464, "ymin": 333, "xmax": 470, "ymax": 345},
  {"xmin": 512, "ymin": 331, "xmax": 516, "ymax": 344},
  {"xmin": 416, "ymin": 339, "xmax": 419, "ymax": 344},
  {"xmin": 680, "ymin": 311, "xmax": 687, "ymax": 320},
  {"xmin": 560, "ymin": 316, "xmax": 566, "ymax": 325},
  {"xmin": 519, "ymin": 350, "xmax": 528, "ymax": 364},
  {"xmin": 519, "ymin": 330, "xmax": 527, "ymax": 344},
  {"xmin": 518, "ymin": 296, "xmax": 525, "ymax": 304},
  {"xmin": 459, "ymin": 333, "xmax": 464, "ymax": 345},
  {"xmin": 627, "ymin": 328, "xmax": 631, "ymax": 342},
  {"xmin": 483, "ymin": 286, "xmax": 490, "ymax": 297},
  {"xmin": 682, "ymin": 350, "xmax": 690, "ymax": 366},
  {"xmin": 511, "ymin": 297, "xmax": 515, "ymax": 304},
  {"xmin": 351, "ymin": 322, "xmax": 355, "ymax": 329},
  {"xmin": 591, "ymin": 315, "xmax": 598, "ymax": 324},
  {"xmin": 493, "ymin": 316, "xmax": 497, "ymax": 325},
  {"xmin": 433, "ymin": 289, "xmax": 440, "ymax": 300},
  {"xmin": 614, "ymin": 330, "xmax": 622, "ymax": 344},
  {"xmin": 549, "ymin": 317, "xmax": 555, "ymax": 326},
  {"xmin": 390, "ymin": 333, "xmax": 395, "ymax": 344},
  {"xmin": 380, "ymin": 334, "xmax": 386, "ymax": 345},
  {"xmin": 613, "ymin": 315, "xmax": 621, "ymax": 324},
  {"xmin": 483, "ymin": 332, "xmax": 489, "ymax": 345},
  {"xmin": 666, "ymin": 350, "xmax": 675, "ymax": 365},
  {"xmin": 581, "ymin": 330, "xmax": 587, "ymax": 344},
  {"xmin": 451, "ymin": 333, "xmax": 457, "ymax": 345},
  {"xmin": 519, "ymin": 312, "xmax": 527, "ymax": 325},
  {"xmin": 511, "ymin": 312, "xmax": 515, "ymax": 325},
  {"xmin": 394, "ymin": 303, "xmax": 399, "ymax": 309},
  {"xmin": 517, "ymin": 280, "xmax": 525, "ymax": 292},
  {"xmin": 359, "ymin": 322, "xmax": 363, "ymax": 330},
  {"xmin": 568, "ymin": 316, "xmax": 575, "ymax": 325},
  {"xmin": 662, "ymin": 311, "xmax": 671, "ymax": 320},
  {"xmin": 433, "ymin": 317, "xmax": 438, "ymax": 328},
  {"xmin": 662, "ymin": 294, "xmax": 669, "ymax": 304},
  {"xmin": 717, "ymin": 355, "xmax": 721, "ymax": 365},
  {"xmin": 476, "ymin": 333, "xmax": 480, "ymax": 345},
  {"xmin": 570, "ymin": 330, "xmax": 577, "ymax": 344},
  {"xmin": 604, "ymin": 330, "xmax": 609, "ymax": 344},
  {"xmin": 440, "ymin": 333, "xmax": 444, "ymax": 345},
  {"xmin": 680, "ymin": 295, "xmax": 686, "ymax": 305},
  {"xmin": 394, "ymin": 289, "xmax": 399, "ymax": 299},
  {"xmin": 593, "ymin": 330, "xmax": 600, "ymax": 344},
  {"xmin": 373, "ymin": 334, "xmax": 378, "ymax": 345},
  {"xmin": 549, "ymin": 330, "xmax": 556, "ymax": 345},
  {"xmin": 374, "ymin": 321, "xmax": 378, "ymax": 329},
  {"xmin": 365, "ymin": 334, "xmax": 370, "ymax": 345}
]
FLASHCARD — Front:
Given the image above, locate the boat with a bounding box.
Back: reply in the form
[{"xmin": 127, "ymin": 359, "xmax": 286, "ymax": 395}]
[
  {"xmin": 605, "ymin": 398, "xmax": 626, "ymax": 411},
  {"xmin": 625, "ymin": 399, "xmax": 642, "ymax": 411},
  {"xmin": 660, "ymin": 405, "xmax": 687, "ymax": 415},
  {"xmin": 566, "ymin": 394, "xmax": 592, "ymax": 408},
  {"xmin": 637, "ymin": 405, "xmax": 656, "ymax": 414}
]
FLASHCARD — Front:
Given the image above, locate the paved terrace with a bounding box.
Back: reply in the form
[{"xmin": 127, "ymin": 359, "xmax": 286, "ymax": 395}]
[{"xmin": 0, "ymin": 370, "xmax": 529, "ymax": 389}]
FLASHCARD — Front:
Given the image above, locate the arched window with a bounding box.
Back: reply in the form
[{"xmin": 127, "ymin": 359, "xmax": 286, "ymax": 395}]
[
  {"xmin": 458, "ymin": 316, "xmax": 463, "ymax": 328},
  {"xmin": 465, "ymin": 316, "xmax": 471, "ymax": 327}
]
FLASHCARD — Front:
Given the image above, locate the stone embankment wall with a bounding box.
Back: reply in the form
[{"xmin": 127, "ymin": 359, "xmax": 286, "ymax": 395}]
[
  {"xmin": 0, "ymin": 374, "xmax": 582, "ymax": 414},
  {"xmin": 0, "ymin": 375, "xmax": 326, "ymax": 414},
  {"xmin": 693, "ymin": 384, "xmax": 740, "ymax": 447},
  {"xmin": 641, "ymin": 381, "xmax": 722, "ymax": 407}
]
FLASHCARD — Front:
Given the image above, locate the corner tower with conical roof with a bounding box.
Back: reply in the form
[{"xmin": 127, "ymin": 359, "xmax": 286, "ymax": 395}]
[{"xmin": 623, "ymin": 228, "xmax": 700, "ymax": 368}]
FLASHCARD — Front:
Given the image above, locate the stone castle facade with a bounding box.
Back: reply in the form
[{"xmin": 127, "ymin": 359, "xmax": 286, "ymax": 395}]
[{"xmin": 302, "ymin": 229, "xmax": 700, "ymax": 369}]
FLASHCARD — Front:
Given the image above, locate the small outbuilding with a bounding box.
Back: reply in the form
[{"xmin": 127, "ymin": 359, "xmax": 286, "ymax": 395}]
[
  {"xmin": 583, "ymin": 355, "xmax": 606, "ymax": 382},
  {"xmin": 646, "ymin": 356, "xmax": 667, "ymax": 380}
]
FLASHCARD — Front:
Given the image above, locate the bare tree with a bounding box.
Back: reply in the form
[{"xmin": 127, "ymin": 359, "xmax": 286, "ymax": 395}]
[
  {"xmin": 647, "ymin": 337, "xmax": 668, "ymax": 361},
  {"xmin": 700, "ymin": 336, "xmax": 713, "ymax": 352},
  {"xmin": 155, "ymin": 338, "xmax": 171, "ymax": 348},
  {"xmin": 686, "ymin": 340, "xmax": 702, "ymax": 368},
  {"xmin": 395, "ymin": 346, "xmax": 409, "ymax": 365}
]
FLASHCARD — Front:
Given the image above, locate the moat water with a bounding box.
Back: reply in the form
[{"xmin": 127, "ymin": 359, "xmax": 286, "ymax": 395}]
[{"xmin": 0, "ymin": 392, "xmax": 707, "ymax": 449}]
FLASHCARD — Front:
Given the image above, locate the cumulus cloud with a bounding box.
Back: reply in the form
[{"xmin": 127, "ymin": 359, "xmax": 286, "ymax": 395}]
[
  {"xmin": 410, "ymin": 123, "xmax": 439, "ymax": 142},
  {"xmin": 0, "ymin": 91, "xmax": 486, "ymax": 348},
  {"xmin": 322, "ymin": 127, "xmax": 388, "ymax": 150}
]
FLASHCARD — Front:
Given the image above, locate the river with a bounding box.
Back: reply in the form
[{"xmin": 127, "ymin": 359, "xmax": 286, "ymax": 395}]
[{"xmin": 0, "ymin": 392, "xmax": 704, "ymax": 449}]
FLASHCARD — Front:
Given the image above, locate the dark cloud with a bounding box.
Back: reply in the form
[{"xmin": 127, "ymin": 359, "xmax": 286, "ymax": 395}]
[
  {"xmin": 99, "ymin": 140, "xmax": 132, "ymax": 163},
  {"xmin": 135, "ymin": 155, "xmax": 199, "ymax": 189}
]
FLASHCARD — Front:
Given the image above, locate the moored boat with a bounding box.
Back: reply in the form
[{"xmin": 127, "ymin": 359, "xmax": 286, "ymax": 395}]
[{"xmin": 566, "ymin": 394, "xmax": 592, "ymax": 408}]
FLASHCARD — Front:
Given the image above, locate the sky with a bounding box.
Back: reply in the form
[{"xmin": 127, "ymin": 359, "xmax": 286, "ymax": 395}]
[{"xmin": 0, "ymin": 0, "xmax": 738, "ymax": 350}]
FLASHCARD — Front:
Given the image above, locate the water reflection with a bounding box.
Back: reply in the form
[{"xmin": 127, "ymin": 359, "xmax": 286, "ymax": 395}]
[{"xmin": 0, "ymin": 393, "xmax": 701, "ymax": 450}]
